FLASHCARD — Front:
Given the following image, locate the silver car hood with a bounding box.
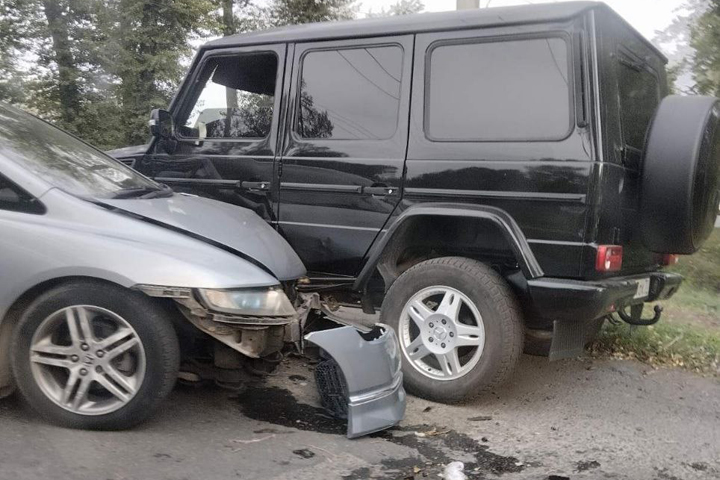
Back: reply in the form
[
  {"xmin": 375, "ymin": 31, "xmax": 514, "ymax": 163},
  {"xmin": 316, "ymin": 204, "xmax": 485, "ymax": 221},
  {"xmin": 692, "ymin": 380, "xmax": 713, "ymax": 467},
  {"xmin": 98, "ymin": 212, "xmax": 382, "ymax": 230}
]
[{"xmin": 101, "ymin": 194, "xmax": 306, "ymax": 281}]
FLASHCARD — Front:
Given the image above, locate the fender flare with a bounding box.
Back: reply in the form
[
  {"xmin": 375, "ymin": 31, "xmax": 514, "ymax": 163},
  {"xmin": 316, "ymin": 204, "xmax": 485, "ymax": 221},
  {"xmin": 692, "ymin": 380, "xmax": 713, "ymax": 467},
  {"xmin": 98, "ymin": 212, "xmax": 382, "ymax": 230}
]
[{"xmin": 353, "ymin": 203, "xmax": 544, "ymax": 291}]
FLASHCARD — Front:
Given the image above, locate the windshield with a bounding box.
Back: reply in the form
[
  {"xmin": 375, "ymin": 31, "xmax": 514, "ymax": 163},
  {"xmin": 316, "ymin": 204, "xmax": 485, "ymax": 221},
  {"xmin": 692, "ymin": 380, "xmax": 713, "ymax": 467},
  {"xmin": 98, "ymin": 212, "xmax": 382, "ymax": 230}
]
[{"xmin": 0, "ymin": 103, "xmax": 158, "ymax": 199}]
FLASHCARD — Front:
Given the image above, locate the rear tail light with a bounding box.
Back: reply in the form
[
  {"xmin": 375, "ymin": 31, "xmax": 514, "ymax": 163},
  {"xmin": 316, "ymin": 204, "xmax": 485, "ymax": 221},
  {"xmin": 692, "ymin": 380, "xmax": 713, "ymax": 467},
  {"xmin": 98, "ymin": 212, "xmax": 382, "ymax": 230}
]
[
  {"xmin": 661, "ymin": 254, "xmax": 680, "ymax": 266},
  {"xmin": 596, "ymin": 245, "xmax": 623, "ymax": 272}
]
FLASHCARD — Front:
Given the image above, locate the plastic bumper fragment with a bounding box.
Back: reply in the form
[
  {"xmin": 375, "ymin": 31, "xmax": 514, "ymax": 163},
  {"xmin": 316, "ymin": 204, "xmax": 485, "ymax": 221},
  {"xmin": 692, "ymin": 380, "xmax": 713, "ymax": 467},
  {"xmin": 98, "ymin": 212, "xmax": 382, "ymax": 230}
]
[{"xmin": 305, "ymin": 324, "xmax": 406, "ymax": 439}]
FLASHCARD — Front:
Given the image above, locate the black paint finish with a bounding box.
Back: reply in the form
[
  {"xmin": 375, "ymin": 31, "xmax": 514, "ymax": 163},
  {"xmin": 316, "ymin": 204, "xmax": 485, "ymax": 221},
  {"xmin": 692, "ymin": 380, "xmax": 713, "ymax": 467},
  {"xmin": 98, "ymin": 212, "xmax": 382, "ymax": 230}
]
[{"xmin": 121, "ymin": 3, "xmax": 673, "ymax": 310}]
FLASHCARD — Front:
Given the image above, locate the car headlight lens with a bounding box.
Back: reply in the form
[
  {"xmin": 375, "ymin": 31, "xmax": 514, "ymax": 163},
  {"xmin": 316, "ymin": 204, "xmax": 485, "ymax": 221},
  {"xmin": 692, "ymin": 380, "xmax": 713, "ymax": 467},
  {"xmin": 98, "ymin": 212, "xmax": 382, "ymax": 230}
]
[{"xmin": 198, "ymin": 287, "xmax": 296, "ymax": 316}]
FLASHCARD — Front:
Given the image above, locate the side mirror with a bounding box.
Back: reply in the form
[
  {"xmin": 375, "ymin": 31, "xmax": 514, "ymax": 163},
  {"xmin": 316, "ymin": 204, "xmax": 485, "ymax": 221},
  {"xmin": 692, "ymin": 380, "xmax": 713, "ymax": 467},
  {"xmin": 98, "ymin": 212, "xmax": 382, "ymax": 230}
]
[{"xmin": 149, "ymin": 109, "xmax": 174, "ymax": 139}]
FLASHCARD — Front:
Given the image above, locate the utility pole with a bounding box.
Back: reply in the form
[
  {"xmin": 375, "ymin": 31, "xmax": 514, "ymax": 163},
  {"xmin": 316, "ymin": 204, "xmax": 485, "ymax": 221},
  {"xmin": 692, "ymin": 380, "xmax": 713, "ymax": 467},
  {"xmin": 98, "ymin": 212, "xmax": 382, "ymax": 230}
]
[{"xmin": 456, "ymin": 0, "xmax": 480, "ymax": 9}]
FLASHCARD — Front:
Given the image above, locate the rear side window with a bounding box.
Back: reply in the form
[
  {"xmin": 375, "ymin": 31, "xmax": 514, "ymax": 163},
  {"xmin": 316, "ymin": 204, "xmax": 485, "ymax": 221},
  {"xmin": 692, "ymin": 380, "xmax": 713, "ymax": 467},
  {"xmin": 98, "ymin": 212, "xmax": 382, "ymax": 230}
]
[
  {"xmin": 426, "ymin": 37, "xmax": 572, "ymax": 141},
  {"xmin": 297, "ymin": 46, "xmax": 403, "ymax": 140},
  {"xmin": 617, "ymin": 57, "xmax": 660, "ymax": 151}
]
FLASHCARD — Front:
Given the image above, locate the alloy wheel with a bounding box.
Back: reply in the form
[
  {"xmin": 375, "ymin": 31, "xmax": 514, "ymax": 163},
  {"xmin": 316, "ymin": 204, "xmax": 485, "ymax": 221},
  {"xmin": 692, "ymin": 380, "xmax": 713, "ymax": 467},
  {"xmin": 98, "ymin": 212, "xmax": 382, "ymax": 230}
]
[
  {"xmin": 398, "ymin": 286, "xmax": 485, "ymax": 381},
  {"xmin": 29, "ymin": 305, "xmax": 146, "ymax": 416}
]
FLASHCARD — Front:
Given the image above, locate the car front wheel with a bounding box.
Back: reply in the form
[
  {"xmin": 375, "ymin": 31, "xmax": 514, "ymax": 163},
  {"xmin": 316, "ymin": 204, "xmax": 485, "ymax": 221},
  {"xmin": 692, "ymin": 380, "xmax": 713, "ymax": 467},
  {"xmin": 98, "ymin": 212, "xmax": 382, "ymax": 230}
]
[
  {"xmin": 380, "ymin": 257, "xmax": 523, "ymax": 403},
  {"xmin": 11, "ymin": 281, "xmax": 179, "ymax": 429}
]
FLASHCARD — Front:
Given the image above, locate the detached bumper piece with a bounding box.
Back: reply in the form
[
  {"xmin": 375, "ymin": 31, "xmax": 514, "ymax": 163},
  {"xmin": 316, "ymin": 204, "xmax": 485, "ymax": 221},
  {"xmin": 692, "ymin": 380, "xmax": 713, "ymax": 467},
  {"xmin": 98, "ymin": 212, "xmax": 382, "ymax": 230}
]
[{"xmin": 305, "ymin": 324, "xmax": 406, "ymax": 439}]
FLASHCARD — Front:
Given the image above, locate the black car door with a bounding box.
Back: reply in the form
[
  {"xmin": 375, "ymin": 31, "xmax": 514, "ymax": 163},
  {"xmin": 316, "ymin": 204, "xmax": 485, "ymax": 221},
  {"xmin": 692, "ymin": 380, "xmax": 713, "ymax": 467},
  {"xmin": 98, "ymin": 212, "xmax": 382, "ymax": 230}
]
[
  {"xmin": 138, "ymin": 44, "xmax": 286, "ymax": 221},
  {"xmin": 277, "ymin": 36, "xmax": 413, "ymax": 276}
]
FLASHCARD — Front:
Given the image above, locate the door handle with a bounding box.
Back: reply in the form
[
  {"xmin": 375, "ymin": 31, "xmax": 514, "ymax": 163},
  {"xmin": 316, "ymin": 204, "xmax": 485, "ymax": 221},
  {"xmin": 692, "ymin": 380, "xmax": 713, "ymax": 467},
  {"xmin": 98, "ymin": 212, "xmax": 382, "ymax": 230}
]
[
  {"xmin": 240, "ymin": 181, "xmax": 271, "ymax": 192},
  {"xmin": 363, "ymin": 186, "xmax": 397, "ymax": 196}
]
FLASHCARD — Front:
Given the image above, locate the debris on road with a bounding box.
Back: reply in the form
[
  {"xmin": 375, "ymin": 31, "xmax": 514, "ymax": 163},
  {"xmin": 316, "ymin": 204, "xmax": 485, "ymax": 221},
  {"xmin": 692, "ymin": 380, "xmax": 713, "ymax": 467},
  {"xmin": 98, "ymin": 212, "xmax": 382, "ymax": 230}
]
[
  {"xmin": 467, "ymin": 415, "xmax": 492, "ymax": 422},
  {"xmin": 292, "ymin": 449, "xmax": 316, "ymax": 459},
  {"xmin": 441, "ymin": 461, "xmax": 467, "ymax": 480},
  {"xmin": 576, "ymin": 460, "xmax": 600, "ymax": 471},
  {"xmin": 230, "ymin": 435, "xmax": 275, "ymax": 451},
  {"xmin": 415, "ymin": 427, "xmax": 450, "ymax": 437}
]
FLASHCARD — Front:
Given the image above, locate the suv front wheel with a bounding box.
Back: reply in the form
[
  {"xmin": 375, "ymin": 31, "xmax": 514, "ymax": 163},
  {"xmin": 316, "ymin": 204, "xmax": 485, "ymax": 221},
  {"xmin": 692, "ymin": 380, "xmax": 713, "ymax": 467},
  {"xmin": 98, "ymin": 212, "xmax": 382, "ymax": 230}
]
[{"xmin": 380, "ymin": 257, "xmax": 523, "ymax": 403}]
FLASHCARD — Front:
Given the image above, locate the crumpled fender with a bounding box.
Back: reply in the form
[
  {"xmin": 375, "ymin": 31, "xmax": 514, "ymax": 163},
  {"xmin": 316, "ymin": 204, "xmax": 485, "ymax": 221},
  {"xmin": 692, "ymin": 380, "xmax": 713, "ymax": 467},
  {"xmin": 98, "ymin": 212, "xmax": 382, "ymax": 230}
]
[{"xmin": 305, "ymin": 324, "xmax": 406, "ymax": 438}]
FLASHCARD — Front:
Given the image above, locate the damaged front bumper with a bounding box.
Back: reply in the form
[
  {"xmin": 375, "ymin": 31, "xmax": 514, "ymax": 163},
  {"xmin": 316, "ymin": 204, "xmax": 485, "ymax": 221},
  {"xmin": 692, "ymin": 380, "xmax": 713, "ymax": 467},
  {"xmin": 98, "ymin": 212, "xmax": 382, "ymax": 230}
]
[{"xmin": 305, "ymin": 324, "xmax": 406, "ymax": 439}]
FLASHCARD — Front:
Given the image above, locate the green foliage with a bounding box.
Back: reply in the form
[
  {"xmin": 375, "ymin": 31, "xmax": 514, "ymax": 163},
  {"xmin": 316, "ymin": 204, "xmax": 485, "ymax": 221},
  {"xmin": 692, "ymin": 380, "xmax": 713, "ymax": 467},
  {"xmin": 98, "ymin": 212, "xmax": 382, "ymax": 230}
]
[
  {"xmin": 690, "ymin": 0, "xmax": 720, "ymax": 96},
  {"xmin": 0, "ymin": 0, "xmax": 361, "ymax": 149},
  {"xmin": 269, "ymin": 0, "xmax": 357, "ymax": 26},
  {"xmin": 594, "ymin": 230, "xmax": 720, "ymax": 375},
  {"xmin": 366, "ymin": 0, "xmax": 424, "ymax": 18},
  {"xmin": 668, "ymin": 228, "xmax": 720, "ymax": 295},
  {"xmin": 0, "ymin": 0, "xmax": 36, "ymax": 104},
  {"xmin": 593, "ymin": 320, "xmax": 720, "ymax": 375},
  {"xmin": 108, "ymin": 0, "xmax": 216, "ymax": 145}
]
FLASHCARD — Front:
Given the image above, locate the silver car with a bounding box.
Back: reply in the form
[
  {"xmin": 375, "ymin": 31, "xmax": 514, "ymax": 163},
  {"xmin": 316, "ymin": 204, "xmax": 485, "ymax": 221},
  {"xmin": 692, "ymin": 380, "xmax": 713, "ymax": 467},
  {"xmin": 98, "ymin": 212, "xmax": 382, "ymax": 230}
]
[{"xmin": 0, "ymin": 103, "xmax": 404, "ymax": 435}]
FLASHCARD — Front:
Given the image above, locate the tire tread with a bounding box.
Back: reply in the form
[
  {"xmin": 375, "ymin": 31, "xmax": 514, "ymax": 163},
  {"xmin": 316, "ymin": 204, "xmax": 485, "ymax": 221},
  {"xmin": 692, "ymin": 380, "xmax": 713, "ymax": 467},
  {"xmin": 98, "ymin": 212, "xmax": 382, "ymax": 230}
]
[{"xmin": 382, "ymin": 256, "xmax": 524, "ymax": 403}]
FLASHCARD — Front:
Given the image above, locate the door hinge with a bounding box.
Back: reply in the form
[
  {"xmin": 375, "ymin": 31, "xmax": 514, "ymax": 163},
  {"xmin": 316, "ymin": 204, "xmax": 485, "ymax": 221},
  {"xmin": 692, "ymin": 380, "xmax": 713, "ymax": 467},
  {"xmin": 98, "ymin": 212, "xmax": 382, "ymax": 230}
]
[{"xmin": 277, "ymin": 158, "xmax": 284, "ymax": 177}]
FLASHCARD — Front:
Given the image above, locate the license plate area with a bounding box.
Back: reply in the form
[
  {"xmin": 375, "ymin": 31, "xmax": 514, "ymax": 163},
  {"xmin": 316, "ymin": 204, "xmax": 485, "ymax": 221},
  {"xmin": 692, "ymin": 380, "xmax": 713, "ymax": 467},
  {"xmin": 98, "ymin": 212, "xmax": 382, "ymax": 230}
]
[{"xmin": 634, "ymin": 278, "xmax": 650, "ymax": 299}]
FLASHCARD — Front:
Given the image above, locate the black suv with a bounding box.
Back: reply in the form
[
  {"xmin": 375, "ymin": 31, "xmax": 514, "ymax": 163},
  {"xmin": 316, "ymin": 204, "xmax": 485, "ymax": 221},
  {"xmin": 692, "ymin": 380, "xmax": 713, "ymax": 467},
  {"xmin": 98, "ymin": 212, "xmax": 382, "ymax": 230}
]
[{"xmin": 110, "ymin": 1, "xmax": 720, "ymax": 403}]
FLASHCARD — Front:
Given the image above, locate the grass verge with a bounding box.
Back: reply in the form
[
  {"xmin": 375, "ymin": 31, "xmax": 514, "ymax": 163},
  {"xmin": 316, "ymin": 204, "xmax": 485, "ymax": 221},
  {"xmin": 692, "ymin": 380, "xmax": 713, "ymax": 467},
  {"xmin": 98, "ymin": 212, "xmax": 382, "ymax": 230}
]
[
  {"xmin": 591, "ymin": 228, "xmax": 720, "ymax": 375},
  {"xmin": 591, "ymin": 320, "xmax": 720, "ymax": 375}
]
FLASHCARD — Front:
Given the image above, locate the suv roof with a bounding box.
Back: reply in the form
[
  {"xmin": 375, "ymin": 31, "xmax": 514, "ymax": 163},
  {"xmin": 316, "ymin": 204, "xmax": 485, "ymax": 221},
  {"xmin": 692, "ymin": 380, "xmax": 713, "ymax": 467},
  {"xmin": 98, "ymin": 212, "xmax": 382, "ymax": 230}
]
[{"xmin": 204, "ymin": 1, "xmax": 665, "ymax": 61}]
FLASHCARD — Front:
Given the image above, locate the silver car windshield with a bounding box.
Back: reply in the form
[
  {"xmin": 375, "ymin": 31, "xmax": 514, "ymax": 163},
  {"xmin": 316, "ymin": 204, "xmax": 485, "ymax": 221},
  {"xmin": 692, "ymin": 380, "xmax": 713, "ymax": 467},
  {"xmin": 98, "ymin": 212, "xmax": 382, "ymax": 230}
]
[{"xmin": 0, "ymin": 103, "xmax": 160, "ymax": 199}]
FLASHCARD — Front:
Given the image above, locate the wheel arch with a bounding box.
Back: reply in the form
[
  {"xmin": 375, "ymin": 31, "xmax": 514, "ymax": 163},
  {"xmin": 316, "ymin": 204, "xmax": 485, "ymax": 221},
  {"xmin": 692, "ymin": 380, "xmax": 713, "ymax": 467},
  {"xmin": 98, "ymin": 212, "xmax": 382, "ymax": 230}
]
[{"xmin": 353, "ymin": 203, "xmax": 543, "ymax": 292}]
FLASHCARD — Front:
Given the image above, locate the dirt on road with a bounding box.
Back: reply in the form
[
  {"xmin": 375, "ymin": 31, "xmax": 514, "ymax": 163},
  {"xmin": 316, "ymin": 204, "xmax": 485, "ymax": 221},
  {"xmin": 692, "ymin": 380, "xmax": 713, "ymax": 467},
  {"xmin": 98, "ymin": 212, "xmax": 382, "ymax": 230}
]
[{"xmin": 0, "ymin": 354, "xmax": 718, "ymax": 480}]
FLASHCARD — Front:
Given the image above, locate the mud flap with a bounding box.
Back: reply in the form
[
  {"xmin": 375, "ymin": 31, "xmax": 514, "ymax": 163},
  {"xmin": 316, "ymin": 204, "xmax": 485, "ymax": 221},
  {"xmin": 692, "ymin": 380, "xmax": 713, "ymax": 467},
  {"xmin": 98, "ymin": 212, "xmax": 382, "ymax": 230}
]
[
  {"xmin": 305, "ymin": 324, "xmax": 406, "ymax": 439},
  {"xmin": 548, "ymin": 320, "xmax": 585, "ymax": 361}
]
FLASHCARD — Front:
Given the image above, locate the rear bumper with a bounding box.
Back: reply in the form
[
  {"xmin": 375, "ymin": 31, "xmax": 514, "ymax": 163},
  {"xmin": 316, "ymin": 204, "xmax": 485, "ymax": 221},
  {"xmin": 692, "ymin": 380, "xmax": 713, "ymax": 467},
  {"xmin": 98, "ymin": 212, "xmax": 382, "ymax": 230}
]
[
  {"xmin": 525, "ymin": 271, "xmax": 683, "ymax": 323},
  {"xmin": 304, "ymin": 324, "xmax": 406, "ymax": 439}
]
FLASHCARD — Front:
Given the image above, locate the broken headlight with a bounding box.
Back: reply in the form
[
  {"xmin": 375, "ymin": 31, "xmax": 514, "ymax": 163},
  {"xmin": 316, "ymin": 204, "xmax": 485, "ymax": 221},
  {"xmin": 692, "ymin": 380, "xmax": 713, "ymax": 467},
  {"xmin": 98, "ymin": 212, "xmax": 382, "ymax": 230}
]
[{"xmin": 198, "ymin": 287, "xmax": 296, "ymax": 317}]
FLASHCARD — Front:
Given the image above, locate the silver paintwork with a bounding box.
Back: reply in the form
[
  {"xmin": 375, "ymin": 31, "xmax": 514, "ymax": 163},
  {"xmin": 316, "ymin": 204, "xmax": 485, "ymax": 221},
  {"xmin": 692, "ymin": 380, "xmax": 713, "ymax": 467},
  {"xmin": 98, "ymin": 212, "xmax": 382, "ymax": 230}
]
[
  {"xmin": 101, "ymin": 195, "xmax": 305, "ymax": 281},
  {"xmin": 305, "ymin": 324, "xmax": 406, "ymax": 438},
  {"xmin": 0, "ymin": 150, "xmax": 305, "ymax": 395},
  {"xmin": 30, "ymin": 305, "xmax": 146, "ymax": 415},
  {"xmin": 398, "ymin": 286, "xmax": 485, "ymax": 381},
  {"xmin": 0, "ymin": 186, "xmax": 304, "ymax": 324}
]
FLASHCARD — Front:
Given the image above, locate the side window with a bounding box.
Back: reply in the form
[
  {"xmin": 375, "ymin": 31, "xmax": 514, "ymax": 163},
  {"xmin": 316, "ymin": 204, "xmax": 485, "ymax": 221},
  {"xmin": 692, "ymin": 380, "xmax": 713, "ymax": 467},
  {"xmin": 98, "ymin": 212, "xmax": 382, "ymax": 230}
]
[
  {"xmin": 180, "ymin": 52, "xmax": 278, "ymax": 139},
  {"xmin": 0, "ymin": 176, "xmax": 44, "ymax": 214},
  {"xmin": 426, "ymin": 37, "xmax": 572, "ymax": 141},
  {"xmin": 297, "ymin": 45, "xmax": 403, "ymax": 140},
  {"xmin": 617, "ymin": 55, "xmax": 660, "ymax": 151}
]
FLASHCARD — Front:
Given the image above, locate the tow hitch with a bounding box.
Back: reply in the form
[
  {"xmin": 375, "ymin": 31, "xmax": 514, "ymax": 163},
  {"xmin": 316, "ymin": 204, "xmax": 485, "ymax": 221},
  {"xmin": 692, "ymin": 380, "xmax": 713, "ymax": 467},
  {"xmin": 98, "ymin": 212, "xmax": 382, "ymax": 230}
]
[{"xmin": 617, "ymin": 303, "xmax": 663, "ymax": 326}]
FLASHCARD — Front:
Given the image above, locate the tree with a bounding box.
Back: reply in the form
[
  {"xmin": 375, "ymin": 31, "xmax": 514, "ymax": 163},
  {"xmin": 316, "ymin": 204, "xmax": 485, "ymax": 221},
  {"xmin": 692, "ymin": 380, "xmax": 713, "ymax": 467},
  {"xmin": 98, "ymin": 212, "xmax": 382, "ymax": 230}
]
[
  {"xmin": 653, "ymin": 0, "xmax": 708, "ymax": 93},
  {"xmin": 0, "ymin": 0, "xmax": 125, "ymax": 148},
  {"xmin": 366, "ymin": 0, "xmax": 423, "ymax": 18},
  {"xmin": 690, "ymin": 0, "xmax": 720, "ymax": 96},
  {"xmin": 40, "ymin": 0, "xmax": 82, "ymax": 126},
  {"xmin": 654, "ymin": 0, "xmax": 720, "ymax": 96},
  {"xmin": 109, "ymin": 0, "xmax": 216, "ymax": 146},
  {"xmin": 269, "ymin": 0, "xmax": 356, "ymax": 26},
  {"xmin": 0, "ymin": 0, "xmax": 36, "ymax": 104}
]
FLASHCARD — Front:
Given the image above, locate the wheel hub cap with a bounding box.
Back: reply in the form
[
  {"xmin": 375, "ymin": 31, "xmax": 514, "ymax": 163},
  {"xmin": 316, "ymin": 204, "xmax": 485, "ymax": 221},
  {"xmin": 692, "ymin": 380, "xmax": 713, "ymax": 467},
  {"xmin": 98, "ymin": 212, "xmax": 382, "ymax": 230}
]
[{"xmin": 421, "ymin": 314, "xmax": 456, "ymax": 354}]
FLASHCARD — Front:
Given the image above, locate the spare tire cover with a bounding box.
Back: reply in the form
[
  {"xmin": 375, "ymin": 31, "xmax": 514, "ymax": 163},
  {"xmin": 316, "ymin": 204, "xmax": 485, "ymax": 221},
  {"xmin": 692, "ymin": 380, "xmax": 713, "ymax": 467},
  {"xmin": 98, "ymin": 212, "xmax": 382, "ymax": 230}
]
[{"xmin": 640, "ymin": 95, "xmax": 720, "ymax": 254}]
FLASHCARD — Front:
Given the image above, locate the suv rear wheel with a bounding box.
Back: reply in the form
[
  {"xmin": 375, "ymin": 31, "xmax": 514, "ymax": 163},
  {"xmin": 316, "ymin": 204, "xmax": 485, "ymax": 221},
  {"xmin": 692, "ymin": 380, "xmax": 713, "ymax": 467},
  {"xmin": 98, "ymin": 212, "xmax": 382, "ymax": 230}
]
[{"xmin": 380, "ymin": 257, "xmax": 523, "ymax": 403}]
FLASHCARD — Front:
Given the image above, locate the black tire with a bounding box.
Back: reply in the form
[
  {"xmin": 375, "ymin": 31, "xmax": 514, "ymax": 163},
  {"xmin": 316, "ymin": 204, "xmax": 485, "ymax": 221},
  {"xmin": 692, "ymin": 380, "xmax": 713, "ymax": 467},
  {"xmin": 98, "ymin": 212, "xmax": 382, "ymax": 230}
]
[
  {"xmin": 11, "ymin": 280, "xmax": 180, "ymax": 430},
  {"xmin": 641, "ymin": 95, "xmax": 720, "ymax": 254},
  {"xmin": 380, "ymin": 257, "xmax": 523, "ymax": 403}
]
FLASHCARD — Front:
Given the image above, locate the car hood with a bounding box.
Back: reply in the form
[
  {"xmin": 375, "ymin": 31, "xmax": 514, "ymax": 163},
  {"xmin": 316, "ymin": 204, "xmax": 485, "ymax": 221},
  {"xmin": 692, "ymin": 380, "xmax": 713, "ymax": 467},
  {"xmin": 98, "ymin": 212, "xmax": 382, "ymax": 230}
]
[{"xmin": 101, "ymin": 193, "xmax": 306, "ymax": 281}]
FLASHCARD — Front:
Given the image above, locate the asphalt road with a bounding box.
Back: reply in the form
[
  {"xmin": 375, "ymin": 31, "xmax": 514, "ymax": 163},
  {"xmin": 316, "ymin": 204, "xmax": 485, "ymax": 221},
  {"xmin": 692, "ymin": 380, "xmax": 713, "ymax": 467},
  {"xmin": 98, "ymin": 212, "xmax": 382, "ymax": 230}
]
[{"xmin": 1, "ymin": 354, "xmax": 718, "ymax": 480}]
